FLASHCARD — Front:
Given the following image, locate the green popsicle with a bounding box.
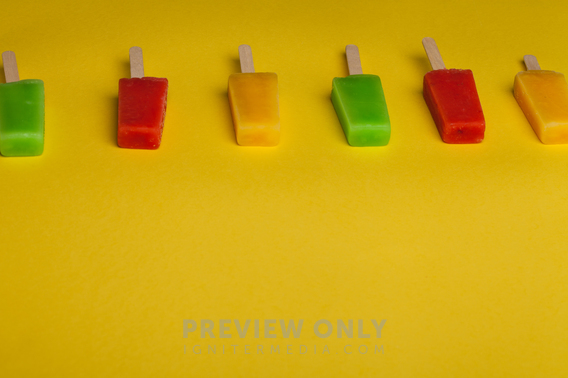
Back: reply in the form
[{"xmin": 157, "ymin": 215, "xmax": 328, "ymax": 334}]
[
  {"xmin": 0, "ymin": 51, "xmax": 44, "ymax": 157},
  {"xmin": 331, "ymin": 45, "xmax": 390, "ymax": 146}
]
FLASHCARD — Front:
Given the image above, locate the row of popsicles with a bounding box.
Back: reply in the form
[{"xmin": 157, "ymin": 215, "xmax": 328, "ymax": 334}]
[{"xmin": 1, "ymin": 38, "xmax": 568, "ymax": 157}]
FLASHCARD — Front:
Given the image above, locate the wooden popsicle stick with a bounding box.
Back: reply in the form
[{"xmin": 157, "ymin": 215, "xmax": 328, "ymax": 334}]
[
  {"xmin": 2, "ymin": 51, "xmax": 20, "ymax": 83},
  {"xmin": 524, "ymin": 55, "xmax": 541, "ymax": 70},
  {"xmin": 422, "ymin": 37, "xmax": 446, "ymax": 70},
  {"xmin": 346, "ymin": 45, "xmax": 363, "ymax": 75},
  {"xmin": 129, "ymin": 46, "xmax": 144, "ymax": 78},
  {"xmin": 239, "ymin": 45, "xmax": 255, "ymax": 73}
]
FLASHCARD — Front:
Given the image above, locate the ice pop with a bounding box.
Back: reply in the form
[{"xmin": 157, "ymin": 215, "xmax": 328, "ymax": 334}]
[
  {"xmin": 118, "ymin": 47, "xmax": 168, "ymax": 149},
  {"xmin": 0, "ymin": 51, "xmax": 44, "ymax": 157},
  {"xmin": 422, "ymin": 38, "xmax": 485, "ymax": 144},
  {"xmin": 331, "ymin": 45, "xmax": 390, "ymax": 146},
  {"xmin": 228, "ymin": 45, "xmax": 280, "ymax": 146},
  {"xmin": 514, "ymin": 55, "xmax": 568, "ymax": 144}
]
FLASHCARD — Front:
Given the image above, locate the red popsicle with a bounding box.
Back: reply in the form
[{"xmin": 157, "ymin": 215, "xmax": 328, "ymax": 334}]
[
  {"xmin": 422, "ymin": 38, "xmax": 485, "ymax": 144},
  {"xmin": 118, "ymin": 47, "xmax": 168, "ymax": 149}
]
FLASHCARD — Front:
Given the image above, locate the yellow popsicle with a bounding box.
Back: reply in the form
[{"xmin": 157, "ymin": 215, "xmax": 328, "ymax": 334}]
[
  {"xmin": 228, "ymin": 45, "xmax": 280, "ymax": 147},
  {"xmin": 228, "ymin": 72, "xmax": 279, "ymax": 146},
  {"xmin": 514, "ymin": 55, "xmax": 568, "ymax": 144}
]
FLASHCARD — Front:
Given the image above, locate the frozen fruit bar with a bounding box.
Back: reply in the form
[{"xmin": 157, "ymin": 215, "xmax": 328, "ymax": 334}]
[
  {"xmin": 118, "ymin": 77, "xmax": 168, "ymax": 149},
  {"xmin": 331, "ymin": 45, "xmax": 390, "ymax": 146},
  {"xmin": 117, "ymin": 47, "xmax": 168, "ymax": 150},
  {"xmin": 422, "ymin": 38, "xmax": 485, "ymax": 144},
  {"xmin": 228, "ymin": 45, "xmax": 280, "ymax": 146},
  {"xmin": 514, "ymin": 55, "xmax": 568, "ymax": 144},
  {"xmin": 423, "ymin": 69, "xmax": 485, "ymax": 143},
  {"xmin": 0, "ymin": 51, "xmax": 44, "ymax": 157}
]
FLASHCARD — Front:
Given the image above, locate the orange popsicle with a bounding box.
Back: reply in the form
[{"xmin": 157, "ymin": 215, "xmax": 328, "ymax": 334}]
[
  {"xmin": 514, "ymin": 55, "xmax": 568, "ymax": 144},
  {"xmin": 228, "ymin": 45, "xmax": 280, "ymax": 146}
]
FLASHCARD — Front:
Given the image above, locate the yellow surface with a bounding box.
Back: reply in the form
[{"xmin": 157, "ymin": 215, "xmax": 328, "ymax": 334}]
[
  {"xmin": 1, "ymin": 0, "xmax": 568, "ymax": 377},
  {"xmin": 228, "ymin": 72, "xmax": 280, "ymax": 146},
  {"xmin": 514, "ymin": 70, "xmax": 568, "ymax": 144}
]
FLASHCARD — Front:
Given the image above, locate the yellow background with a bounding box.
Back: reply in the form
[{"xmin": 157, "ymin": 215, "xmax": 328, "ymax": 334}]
[{"xmin": 1, "ymin": 0, "xmax": 568, "ymax": 376}]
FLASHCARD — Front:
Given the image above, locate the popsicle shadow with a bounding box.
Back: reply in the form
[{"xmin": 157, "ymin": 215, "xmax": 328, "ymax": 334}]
[
  {"xmin": 327, "ymin": 98, "xmax": 350, "ymax": 144},
  {"xmin": 410, "ymin": 54, "xmax": 430, "ymax": 98},
  {"xmin": 507, "ymin": 59, "xmax": 527, "ymax": 95},
  {"xmin": 121, "ymin": 60, "xmax": 130, "ymax": 78},
  {"xmin": 107, "ymin": 61, "xmax": 131, "ymax": 147},
  {"xmin": 219, "ymin": 89, "xmax": 237, "ymax": 144},
  {"xmin": 323, "ymin": 87, "xmax": 351, "ymax": 144},
  {"xmin": 209, "ymin": 56, "xmax": 246, "ymax": 145},
  {"xmin": 409, "ymin": 54, "xmax": 442, "ymax": 140},
  {"xmin": 109, "ymin": 96, "xmax": 118, "ymax": 146},
  {"xmin": 231, "ymin": 58, "xmax": 241, "ymax": 73},
  {"xmin": 509, "ymin": 59, "xmax": 526, "ymax": 95},
  {"xmin": 0, "ymin": 64, "xmax": 5, "ymax": 83},
  {"xmin": 411, "ymin": 54, "xmax": 431, "ymax": 76}
]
